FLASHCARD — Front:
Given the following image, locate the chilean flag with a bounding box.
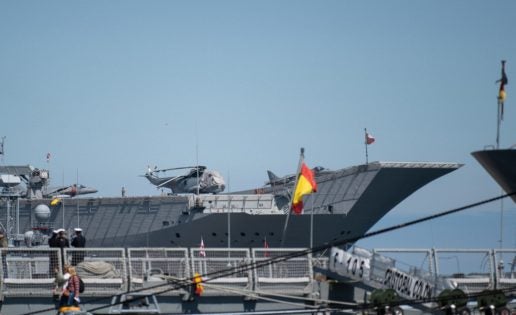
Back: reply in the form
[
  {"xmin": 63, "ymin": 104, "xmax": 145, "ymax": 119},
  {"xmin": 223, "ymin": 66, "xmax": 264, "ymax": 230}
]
[{"xmin": 365, "ymin": 132, "xmax": 375, "ymax": 145}]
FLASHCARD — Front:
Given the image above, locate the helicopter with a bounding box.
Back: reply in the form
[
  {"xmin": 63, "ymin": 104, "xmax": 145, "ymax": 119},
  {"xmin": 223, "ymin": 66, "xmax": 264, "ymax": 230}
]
[{"xmin": 142, "ymin": 165, "xmax": 225, "ymax": 194}]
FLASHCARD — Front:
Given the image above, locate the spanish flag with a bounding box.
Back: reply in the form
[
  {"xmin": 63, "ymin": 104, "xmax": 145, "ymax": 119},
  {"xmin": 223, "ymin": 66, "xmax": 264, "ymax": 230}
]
[
  {"xmin": 498, "ymin": 60, "xmax": 508, "ymax": 120},
  {"xmin": 291, "ymin": 163, "xmax": 317, "ymax": 214}
]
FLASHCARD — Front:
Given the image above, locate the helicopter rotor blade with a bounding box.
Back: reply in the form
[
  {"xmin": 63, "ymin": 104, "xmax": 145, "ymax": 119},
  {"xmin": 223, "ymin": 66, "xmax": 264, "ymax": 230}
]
[{"xmin": 154, "ymin": 165, "xmax": 206, "ymax": 173}]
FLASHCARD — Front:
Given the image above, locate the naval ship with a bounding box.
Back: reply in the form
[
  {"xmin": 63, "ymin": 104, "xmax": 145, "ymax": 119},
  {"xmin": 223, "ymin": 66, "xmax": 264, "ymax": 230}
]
[
  {"xmin": 472, "ymin": 146, "xmax": 516, "ymax": 203},
  {"xmin": 0, "ymin": 160, "xmax": 461, "ymax": 248}
]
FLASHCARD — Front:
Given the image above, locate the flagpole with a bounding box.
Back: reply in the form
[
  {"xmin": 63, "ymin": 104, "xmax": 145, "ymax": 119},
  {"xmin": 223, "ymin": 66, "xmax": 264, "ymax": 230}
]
[
  {"xmin": 496, "ymin": 60, "xmax": 507, "ymax": 149},
  {"xmin": 496, "ymin": 60, "xmax": 508, "ymax": 259},
  {"xmin": 310, "ymin": 196, "xmax": 314, "ymax": 249},
  {"xmin": 280, "ymin": 147, "xmax": 305, "ymax": 247},
  {"xmin": 364, "ymin": 128, "xmax": 369, "ymax": 164},
  {"xmin": 496, "ymin": 99, "xmax": 501, "ymax": 149}
]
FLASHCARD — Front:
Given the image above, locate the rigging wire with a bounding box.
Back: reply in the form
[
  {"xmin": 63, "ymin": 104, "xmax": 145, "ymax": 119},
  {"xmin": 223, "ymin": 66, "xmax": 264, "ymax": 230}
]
[{"xmin": 20, "ymin": 191, "xmax": 516, "ymax": 315}]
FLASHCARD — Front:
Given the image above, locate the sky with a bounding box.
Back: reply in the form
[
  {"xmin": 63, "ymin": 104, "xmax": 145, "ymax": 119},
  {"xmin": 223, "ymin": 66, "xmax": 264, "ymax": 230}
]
[{"xmin": 0, "ymin": 1, "xmax": 515, "ymax": 252}]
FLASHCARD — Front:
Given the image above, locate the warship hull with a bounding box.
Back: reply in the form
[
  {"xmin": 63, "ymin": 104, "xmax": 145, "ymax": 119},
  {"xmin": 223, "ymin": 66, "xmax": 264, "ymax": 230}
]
[
  {"xmin": 472, "ymin": 149, "xmax": 516, "ymax": 203},
  {"xmin": 1, "ymin": 161, "xmax": 460, "ymax": 248}
]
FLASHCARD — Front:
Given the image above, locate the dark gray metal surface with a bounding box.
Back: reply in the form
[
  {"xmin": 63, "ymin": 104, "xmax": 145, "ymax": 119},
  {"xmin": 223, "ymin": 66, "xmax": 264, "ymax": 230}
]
[{"xmin": 472, "ymin": 149, "xmax": 516, "ymax": 203}]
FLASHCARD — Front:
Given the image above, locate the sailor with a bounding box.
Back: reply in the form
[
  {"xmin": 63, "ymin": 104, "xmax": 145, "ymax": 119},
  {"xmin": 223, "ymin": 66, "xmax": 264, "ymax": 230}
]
[
  {"xmin": 121, "ymin": 186, "xmax": 126, "ymax": 197},
  {"xmin": 48, "ymin": 230, "xmax": 58, "ymax": 247},
  {"xmin": 56, "ymin": 229, "xmax": 70, "ymax": 248},
  {"xmin": 71, "ymin": 228, "xmax": 86, "ymax": 265},
  {"xmin": 71, "ymin": 228, "xmax": 85, "ymax": 248}
]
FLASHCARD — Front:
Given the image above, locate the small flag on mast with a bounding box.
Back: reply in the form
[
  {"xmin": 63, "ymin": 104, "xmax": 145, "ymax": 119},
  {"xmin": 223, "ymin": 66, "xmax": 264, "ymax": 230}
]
[
  {"xmin": 497, "ymin": 60, "xmax": 508, "ymax": 120},
  {"xmin": 46, "ymin": 152, "xmax": 51, "ymax": 163},
  {"xmin": 199, "ymin": 237, "xmax": 206, "ymax": 257},
  {"xmin": 264, "ymin": 237, "xmax": 270, "ymax": 257},
  {"xmin": 291, "ymin": 162, "xmax": 317, "ymax": 214},
  {"xmin": 365, "ymin": 132, "xmax": 375, "ymax": 145}
]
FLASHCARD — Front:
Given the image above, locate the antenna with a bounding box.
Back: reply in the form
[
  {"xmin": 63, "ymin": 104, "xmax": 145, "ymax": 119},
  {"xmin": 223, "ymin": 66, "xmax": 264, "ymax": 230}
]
[
  {"xmin": 0, "ymin": 136, "xmax": 5, "ymax": 163},
  {"xmin": 196, "ymin": 131, "xmax": 200, "ymax": 196},
  {"xmin": 77, "ymin": 168, "xmax": 80, "ymax": 228}
]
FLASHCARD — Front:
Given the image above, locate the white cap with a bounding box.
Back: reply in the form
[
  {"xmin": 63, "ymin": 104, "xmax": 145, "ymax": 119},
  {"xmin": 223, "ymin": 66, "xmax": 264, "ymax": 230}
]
[
  {"xmin": 74, "ymin": 228, "xmax": 82, "ymax": 232},
  {"xmin": 52, "ymin": 229, "xmax": 59, "ymax": 234},
  {"xmin": 57, "ymin": 228, "xmax": 65, "ymax": 233}
]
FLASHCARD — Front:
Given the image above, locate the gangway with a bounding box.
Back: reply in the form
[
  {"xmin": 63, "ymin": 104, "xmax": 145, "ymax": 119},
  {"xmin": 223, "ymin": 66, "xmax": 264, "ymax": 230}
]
[{"xmin": 319, "ymin": 247, "xmax": 516, "ymax": 314}]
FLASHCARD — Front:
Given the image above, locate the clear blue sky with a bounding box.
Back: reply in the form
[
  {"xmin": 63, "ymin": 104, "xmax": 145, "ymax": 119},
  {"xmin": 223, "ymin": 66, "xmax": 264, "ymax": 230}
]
[{"xmin": 1, "ymin": 1, "xmax": 515, "ymax": 250}]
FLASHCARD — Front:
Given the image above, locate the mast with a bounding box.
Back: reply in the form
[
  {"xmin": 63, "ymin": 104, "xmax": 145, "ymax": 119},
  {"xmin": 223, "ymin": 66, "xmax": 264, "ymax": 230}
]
[{"xmin": 280, "ymin": 148, "xmax": 305, "ymax": 247}]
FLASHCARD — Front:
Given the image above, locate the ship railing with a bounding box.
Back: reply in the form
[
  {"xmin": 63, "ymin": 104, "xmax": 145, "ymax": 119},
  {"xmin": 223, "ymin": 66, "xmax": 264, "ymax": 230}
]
[
  {"xmin": 127, "ymin": 248, "xmax": 190, "ymax": 296},
  {"xmin": 252, "ymin": 248, "xmax": 313, "ymax": 296},
  {"xmin": 198, "ymin": 194, "xmax": 280, "ymax": 214},
  {"xmin": 0, "ymin": 248, "xmax": 61, "ymax": 297},
  {"xmin": 434, "ymin": 249, "xmax": 495, "ymax": 294},
  {"xmin": 493, "ymin": 249, "xmax": 516, "ymax": 292},
  {"xmin": 190, "ymin": 248, "xmax": 252, "ymax": 296},
  {"xmin": 64, "ymin": 248, "xmax": 127, "ymax": 296}
]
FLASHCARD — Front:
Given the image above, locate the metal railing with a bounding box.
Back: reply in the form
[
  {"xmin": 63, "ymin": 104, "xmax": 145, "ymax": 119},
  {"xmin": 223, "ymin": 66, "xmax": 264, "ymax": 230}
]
[
  {"xmin": 0, "ymin": 247, "xmax": 314, "ymax": 298},
  {"xmin": 0, "ymin": 247, "xmax": 512, "ymax": 300},
  {"xmin": 127, "ymin": 248, "xmax": 189, "ymax": 296},
  {"xmin": 190, "ymin": 248, "xmax": 252, "ymax": 296},
  {"xmin": 0, "ymin": 248, "xmax": 61, "ymax": 297},
  {"xmin": 252, "ymin": 248, "xmax": 313, "ymax": 296}
]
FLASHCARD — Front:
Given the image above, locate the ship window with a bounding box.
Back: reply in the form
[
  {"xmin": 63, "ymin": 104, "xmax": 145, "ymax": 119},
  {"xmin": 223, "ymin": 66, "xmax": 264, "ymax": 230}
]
[
  {"xmin": 240, "ymin": 232, "xmax": 246, "ymax": 237},
  {"xmin": 175, "ymin": 233, "xmax": 181, "ymax": 238},
  {"xmin": 212, "ymin": 232, "xmax": 217, "ymax": 237},
  {"xmin": 254, "ymin": 232, "xmax": 260, "ymax": 236},
  {"xmin": 340, "ymin": 231, "xmax": 345, "ymax": 235},
  {"xmin": 269, "ymin": 232, "xmax": 274, "ymax": 236},
  {"xmin": 250, "ymin": 239, "xmax": 255, "ymax": 243},
  {"xmin": 162, "ymin": 221, "xmax": 170, "ymax": 226}
]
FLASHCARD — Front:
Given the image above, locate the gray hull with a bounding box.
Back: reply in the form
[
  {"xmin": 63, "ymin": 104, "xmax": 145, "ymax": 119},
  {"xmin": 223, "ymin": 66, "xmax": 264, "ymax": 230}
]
[
  {"xmin": 472, "ymin": 149, "xmax": 516, "ymax": 203},
  {"xmin": 1, "ymin": 161, "xmax": 460, "ymax": 248}
]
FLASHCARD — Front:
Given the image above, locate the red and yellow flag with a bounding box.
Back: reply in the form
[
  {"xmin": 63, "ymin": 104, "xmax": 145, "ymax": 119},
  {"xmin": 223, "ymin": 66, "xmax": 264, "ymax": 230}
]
[
  {"xmin": 291, "ymin": 163, "xmax": 317, "ymax": 214},
  {"xmin": 194, "ymin": 272, "xmax": 204, "ymax": 296}
]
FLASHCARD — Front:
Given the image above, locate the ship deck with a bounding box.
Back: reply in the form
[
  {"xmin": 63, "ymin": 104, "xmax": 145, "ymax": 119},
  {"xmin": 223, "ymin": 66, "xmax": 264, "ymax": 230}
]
[{"xmin": 0, "ymin": 246, "xmax": 514, "ymax": 315}]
